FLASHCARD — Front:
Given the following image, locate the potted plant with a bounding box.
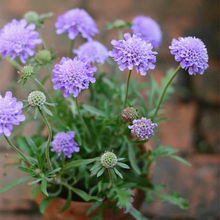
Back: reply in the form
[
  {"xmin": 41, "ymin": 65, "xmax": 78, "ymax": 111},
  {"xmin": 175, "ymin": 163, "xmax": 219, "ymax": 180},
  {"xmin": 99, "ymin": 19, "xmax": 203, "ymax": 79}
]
[{"xmin": 0, "ymin": 8, "xmax": 208, "ymax": 220}]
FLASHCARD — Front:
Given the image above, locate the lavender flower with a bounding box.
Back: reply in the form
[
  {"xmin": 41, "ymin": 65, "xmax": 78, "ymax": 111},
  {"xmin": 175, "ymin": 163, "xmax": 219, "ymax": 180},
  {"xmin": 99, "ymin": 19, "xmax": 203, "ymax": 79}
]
[
  {"xmin": 0, "ymin": 91, "xmax": 25, "ymax": 137},
  {"xmin": 55, "ymin": 8, "xmax": 98, "ymax": 40},
  {"xmin": 169, "ymin": 36, "xmax": 209, "ymax": 75},
  {"xmin": 51, "ymin": 131, "xmax": 79, "ymax": 158},
  {"xmin": 74, "ymin": 41, "xmax": 108, "ymax": 64},
  {"xmin": 52, "ymin": 57, "xmax": 97, "ymax": 98},
  {"xmin": 132, "ymin": 15, "xmax": 162, "ymax": 49},
  {"xmin": 128, "ymin": 117, "xmax": 157, "ymax": 140},
  {"xmin": 0, "ymin": 19, "xmax": 42, "ymax": 63},
  {"xmin": 109, "ymin": 33, "xmax": 157, "ymax": 76}
]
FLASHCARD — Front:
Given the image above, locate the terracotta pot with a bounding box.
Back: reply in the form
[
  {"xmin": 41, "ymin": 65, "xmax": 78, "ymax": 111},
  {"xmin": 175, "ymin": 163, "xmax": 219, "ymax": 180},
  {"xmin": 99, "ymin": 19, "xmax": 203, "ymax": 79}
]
[
  {"xmin": 35, "ymin": 143, "xmax": 153, "ymax": 220},
  {"xmin": 35, "ymin": 189, "xmax": 145, "ymax": 220}
]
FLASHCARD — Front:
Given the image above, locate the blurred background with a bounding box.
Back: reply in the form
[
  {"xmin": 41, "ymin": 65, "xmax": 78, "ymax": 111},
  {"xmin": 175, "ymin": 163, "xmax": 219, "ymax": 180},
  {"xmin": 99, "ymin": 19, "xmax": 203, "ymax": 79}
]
[{"xmin": 0, "ymin": 0, "xmax": 219, "ymax": 219}]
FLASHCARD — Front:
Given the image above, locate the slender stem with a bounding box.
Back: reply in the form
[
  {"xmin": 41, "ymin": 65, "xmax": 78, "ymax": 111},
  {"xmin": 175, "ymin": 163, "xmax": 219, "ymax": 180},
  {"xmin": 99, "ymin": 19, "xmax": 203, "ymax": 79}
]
[
  {"xmin": 123, "ymin": 70, "xmax": 132, "ymax": 108},
  {"xmin": 75, "ymin": 98, "xmax": 91, "ymax": 138},
  {"xmin": 5, "ymin": 57, "xmax": 22, "ymax": 70},
  {"xmin": 38, "ymin": 107, "xmax": 52, "ymax": 171},
  {"xmin": 4, "ymin": 135, "xmax": 31, "ymax": 164},
  {"xmin": 68, "ymin": 40, "xmax": 74, "ymax": 57},
  {"xmin": 32, "ymin": 76, "xmax": 52, "ymax": 102},
  {"xmin": 153, "ymin": 65, "xmax": 181, "ymax": 119},
  {"xmin": 107, "ymin": 169, "xmax": 113, "ymax": 188}
]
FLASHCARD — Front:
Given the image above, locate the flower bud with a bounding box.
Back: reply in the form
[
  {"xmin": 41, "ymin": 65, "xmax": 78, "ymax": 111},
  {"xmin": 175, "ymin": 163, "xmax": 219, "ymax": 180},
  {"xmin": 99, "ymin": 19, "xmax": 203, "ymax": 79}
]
[
  {"xmin": 36, "ymin": 50, "xmax": 52, "ymax": 65},
  {"xmin": 20, "ymin": 65, "xmax": 34, "ymax": 80},
  {"xmin": 24, "ymin": 11, "xmax": 39, "ymax": 24},
  {"xmin": 28, "ymin": 91, "xmax": 46, "ymax": 107},
  {"xmin": 100, "ymin": 152, "xmax": 117, "ymax": 168},
  {"xmin": 121, "ymin": 107, "xmax": 138, "ymax": 123}
]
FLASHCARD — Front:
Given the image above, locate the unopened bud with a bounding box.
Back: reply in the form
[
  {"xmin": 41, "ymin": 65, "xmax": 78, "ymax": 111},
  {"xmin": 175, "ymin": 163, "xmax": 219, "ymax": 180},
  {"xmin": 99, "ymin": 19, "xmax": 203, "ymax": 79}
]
[
  {"xmin": 101, "ymin": 152, "xmax": 117, "ymax": 168},
  {"xmin": 121, "ymin": 107, "xmax": 138, "ymax": 123},
  {"xmin": 36, "ymin": 50, "xmax": 52, "ymax": 65},
  {"xmin": 28, "ymin": 91, "xmax": 46, "ymax": 107}
]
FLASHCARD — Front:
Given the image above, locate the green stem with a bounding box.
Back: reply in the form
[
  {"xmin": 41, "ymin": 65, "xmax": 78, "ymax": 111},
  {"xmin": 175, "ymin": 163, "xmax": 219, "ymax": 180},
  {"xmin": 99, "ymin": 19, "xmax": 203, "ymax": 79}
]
[
  {"xmin": 5, "ymin": 57, "xmax": 22, "ymax": 70},
  {"xmin": 107, "ymin": 169, "xmax": 113, "ymax": 188},
  {"xmin": 75, "ymin": 98, "xmax": 91, "ymax": 138},
  {"xmin": 32, "ymin": 76, "xmax": 52, "ymax": 102},
  {"xmin": 123, "ymin": 70, "xmax": 132, "ymax": 108},
  {"xmin": 153, "ymin": 65, "xmax": 181, "ymax": 119},
  {"xmin": 4, "ymin": 135, "xmax": 31, "ymax": 164},
  {"xmin": 68, "ymin": 40, "xmax": 74, "ymax": 57},
  {"xmin": 38, "ymin": 107, "xmax": 52, "ymax": 171}
]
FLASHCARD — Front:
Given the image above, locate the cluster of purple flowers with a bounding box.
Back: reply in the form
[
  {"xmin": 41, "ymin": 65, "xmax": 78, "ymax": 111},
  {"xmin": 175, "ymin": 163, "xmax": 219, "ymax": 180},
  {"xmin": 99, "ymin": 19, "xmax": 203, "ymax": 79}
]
[
  {"xmin": 110, "ymin": 33, "xmax": 157, "ymax": 76},
  {"xmin": 132, "ymin": 15, "xmax": 162, "ymax": 49},
  {"xmin": 74, "ymin": 40, "xmax": 108, "ymax": 64},
  {"xmin": 128, "ymin": 117, "xmax": 157, "ymax": 140},
  {"xmin": 52, "ymin": 57, "xmax": 97, "ymax": 98},
  {"xmin": 0, "ymin": 19, "xmax": 41, "ymax": 63},
  {"xmin": 169, "ymin": 36, "xmax": 208, "ymax": 75},
  {"xmin": 55, "ymin": 8, "xmax": 98, "ymax": 40},
  {"xmin": 51, "ymin": 131, "xmax": 79, "ymax": 158},
  {"xmin": 0, "ymin": 91, "xmax": 25, "ymax": 137}
]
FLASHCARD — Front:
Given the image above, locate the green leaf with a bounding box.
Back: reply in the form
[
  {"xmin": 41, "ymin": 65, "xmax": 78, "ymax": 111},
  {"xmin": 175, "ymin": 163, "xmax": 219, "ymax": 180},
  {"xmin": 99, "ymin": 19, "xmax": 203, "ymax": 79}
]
[
  {"xmin": 41, "ymin": 179, "xmax": 48, "ymax": 196},
  {"xmin": 170, "ymin": 155, "xmax": 191, "ymax": 167},
  {"xmin": 97, "ymin": 167, "xmax": 105, "ymax": 177},
  {"xmin": 86, "ymin": 201, "xmax": 102, "ymax": 216},
  {"xmin": 117, "ymin": 162, "xmax": 130, "ymax": 169},
  {"xmin": 128, "ymin": 143, "xmax": 141, "ymax": 175},
  {"xmin": 59, "ymin": 189, "xmax": 72, "ymax": 213},
  {"xmin": 0, "ymin": 177, "xmax": 32, "ymax": 194},
  {"xmin": 129, "ymin": 207, "xmax": 148, "ymax": 220},
  {"xmin": 82, "ymin": 104, "xmax": 105, "ymax": 117},
  {"xmin": 113, "ymin": 168, "xmax": 123, "ymax": 179},
  {"xmin": 39, "ymin": 197, "xmax": 54, "ymax": 214},
  {"xmin": 30, "ymin": 184, "xmax": 41, "ymax": 200},
  {"xmin": 64, "ymin": 158, "xmax": 98, "ymax": 170}
]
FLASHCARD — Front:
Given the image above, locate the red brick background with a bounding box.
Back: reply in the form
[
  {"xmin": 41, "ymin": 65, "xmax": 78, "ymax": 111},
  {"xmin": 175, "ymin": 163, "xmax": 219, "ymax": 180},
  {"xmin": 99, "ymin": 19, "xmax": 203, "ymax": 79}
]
[{"xmin": 0, "ymin": 0, "xmax": 219, "ymax": 219}]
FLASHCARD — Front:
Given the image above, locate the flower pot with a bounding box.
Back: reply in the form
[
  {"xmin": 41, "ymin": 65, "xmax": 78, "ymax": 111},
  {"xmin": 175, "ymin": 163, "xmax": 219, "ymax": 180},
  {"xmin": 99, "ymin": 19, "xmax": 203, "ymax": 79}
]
[
  {"xmin": 35, "ymin": 189, "xmax": 145, "ymax": 220},
  {"xmin": 35, "ymin": 143, "xmax": 153, "ymax": 220}
]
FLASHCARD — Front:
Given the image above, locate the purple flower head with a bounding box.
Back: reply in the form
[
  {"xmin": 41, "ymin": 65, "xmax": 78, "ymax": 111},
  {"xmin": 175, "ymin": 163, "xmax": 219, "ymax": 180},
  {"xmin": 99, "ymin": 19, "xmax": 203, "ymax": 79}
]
[
  {"xmin": 55, "ymin": 8, "xmax": 98, "ymax": 40},
  {"xmin": 52, "ymin": 57, "xmax": 97, "ymax": 98},
  {"xmin": 0, "ymin": 19, "xmax": 42, "ymax": 64},
  {"xmin": 0, "ymin": 91, "xmax": 25, "ymax": 137},
  {"xmin": 169, "ymin": 36, "xmax": 209, "ymax": 75},
  {"xmin": 132, "ymin": 15, "xmax": 162, "ymax": 49},
  {"xmin": 74, "ymin": 41, "xmax": 108, "ymax": 64},
  {"xmin": 51, "ymin": 131, "xmax": 79, "ymax": 158},
  {"xmin": 109, "ymin": 33, "xmax": 157, "ymax": 76},
  {"xmin": 128, "ymin": 117, "xmax": 157, "ymax": 140}
]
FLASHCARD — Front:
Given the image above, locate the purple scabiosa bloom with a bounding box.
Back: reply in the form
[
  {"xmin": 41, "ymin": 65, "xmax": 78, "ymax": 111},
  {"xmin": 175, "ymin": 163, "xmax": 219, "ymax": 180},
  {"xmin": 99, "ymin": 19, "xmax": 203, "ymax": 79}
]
[
  {"xmin": 52, "ymin": 57, "xmax": 97, "ymax": 98},
  {"xmin": 128, "ymin": 117, "xmax": 157, "ymax": 140},
  {"xmin": 74, "ymin": 41, "xmax": 108, "ymax": 64},
  {"xmin": 132, "ymin": 15, "xmax": 162, "ymax": 49},
  {"xmin": 0, "ymin": 91, "xmax": 25, "ymax": 137},
  {"xmin": 55, "ymin": 8, "xmax": 98, "ymax": 40},
  {"xmin": 0, "ymin": 19, "xmax": 42, "ymax": 63},
  {"xmin": 109, "ymin": 33, "xmax": 157, "ymax": 76},
  {"xmin": 51, "ymin": 131, "xmax": 79, "ymax": 158},
  {"xmin": 169, "ymin": 36, "xmax": 209, "ymax": 75}
]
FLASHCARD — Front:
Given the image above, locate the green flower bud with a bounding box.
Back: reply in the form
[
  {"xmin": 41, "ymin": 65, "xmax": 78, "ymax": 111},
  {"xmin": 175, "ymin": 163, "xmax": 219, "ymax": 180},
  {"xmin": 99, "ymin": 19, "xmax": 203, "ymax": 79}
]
[
  {"xmin": 21, "ymin": 65, "xmax": 34, "ymax": 80},
  {"xmin": 28, "ymin": 91, "xmax": 46, "ymax": 107},
  {"xmin": 24, "ymin": 11, "xmax": 39, "ymax": 24},
  {"xmin": 121, "ymin": 107, "xmax": 138, "ymax": 123},
  {"xmin": 36, "ymin": 50, "xmax": 52, "ymax": 65},
  {"xmin": 101, "ymin": 152, "xmax": 117, "ymax": 168}
]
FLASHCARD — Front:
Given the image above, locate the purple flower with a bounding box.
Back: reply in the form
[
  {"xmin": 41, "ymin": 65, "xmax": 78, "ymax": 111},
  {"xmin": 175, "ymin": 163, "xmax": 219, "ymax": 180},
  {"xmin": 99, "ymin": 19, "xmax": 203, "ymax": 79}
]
[
  {"xmin": 128, "ymin": 117, "xmax": 157, "ymax": 140},
  {"xmin": 55, "ymin": 8, "xmax": 98, "ymax": 40},
  {"xmin": 52, "ymin": 57, "xmax": 97, "ymax": 98},
  {"xmin": 109, "ymin": 33, "xmax": 157, "ymax": 76},
  {"xmin": 0, "ymin": 19, "xmax": 42, "ymax": 63},
  {"xmin": 51, "ymin": 131, "xmax": 79, "ymax": 158},
  {"xmin": 169, "ymin": 36, "xmax": 209, "ymax": 75},
  {"xmin": 132, "ymin": 16, "xmax": 162, "ymax": 49},
  {"xmin": 74, "ymin": 41, "xmax": 108, "ymax": 64},
  {"xmin": 0, "ymin": 91, "xmax": 25, "ymax": 137}
]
